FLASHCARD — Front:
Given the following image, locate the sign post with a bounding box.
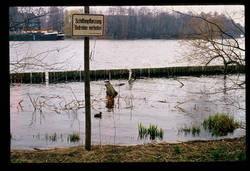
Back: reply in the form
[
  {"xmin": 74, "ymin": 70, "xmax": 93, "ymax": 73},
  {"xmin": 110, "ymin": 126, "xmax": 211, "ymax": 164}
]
[
  {"xmin": 72, "ymin": 7, "xmax": 104, "ymax": 151},
  {"xmin": 84, "ymin": 6, "xmax": 91, "ymax": 151}
]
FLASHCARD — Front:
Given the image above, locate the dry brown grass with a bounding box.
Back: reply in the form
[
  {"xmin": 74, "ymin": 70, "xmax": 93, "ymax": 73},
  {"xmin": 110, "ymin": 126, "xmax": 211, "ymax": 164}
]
[{"xmin": 11, "ymin": 136, "xmax": 246, "ymax": 163}]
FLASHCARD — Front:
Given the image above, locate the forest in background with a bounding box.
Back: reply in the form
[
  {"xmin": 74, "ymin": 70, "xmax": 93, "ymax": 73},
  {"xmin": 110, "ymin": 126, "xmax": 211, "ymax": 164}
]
[{"xmin": 9, "ymin": 6, "xmax": 244, "ymax": 39}]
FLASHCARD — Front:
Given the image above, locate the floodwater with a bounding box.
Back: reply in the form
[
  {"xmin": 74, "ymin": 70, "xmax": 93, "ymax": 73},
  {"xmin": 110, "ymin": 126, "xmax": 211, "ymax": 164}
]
[
  {"xmin": 10, "ymin": 74, "xmax": 245, "ymax": 149},
  {"xmin": 10, "ymin": 39, "xmax": 245, "ymax": 149}
]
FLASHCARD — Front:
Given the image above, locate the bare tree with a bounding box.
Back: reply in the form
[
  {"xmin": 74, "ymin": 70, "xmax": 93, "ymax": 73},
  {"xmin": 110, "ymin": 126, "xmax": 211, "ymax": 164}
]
[
  {"xmin": 173, "ymin": 10, "xmax": 245, "ymax": 111},
  {"xmin": 9, "ymin": 7, "xmax": 74, "ymax": 74},
  {"xmin": 176, "ymin": 10, "xmax": 245, "ymax": 73},
  {"xmin": 174, "ymin": 10, "xmax": 245, "ymax": 90},
  {"xmin": 9, "ymin": 43, "xmax": 73, "ymax": 73}
]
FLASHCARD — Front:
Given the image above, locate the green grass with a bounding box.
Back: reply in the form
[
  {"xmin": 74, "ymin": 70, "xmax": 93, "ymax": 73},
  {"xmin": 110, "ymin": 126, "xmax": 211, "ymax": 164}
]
[
  {"xmin": 68, "ymin": 133, "xmax": 80, "ymax": 143},
  {"xmin": 138, "ymin": 123, "xmax": 164, "ymax": 140},
  {"xmin": 203, "ymin": 113, "xmax": 240, "ymax": 136}
]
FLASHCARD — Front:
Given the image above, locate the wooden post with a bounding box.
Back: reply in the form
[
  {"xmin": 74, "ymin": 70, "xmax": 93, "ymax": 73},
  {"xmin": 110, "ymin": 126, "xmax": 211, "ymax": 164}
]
[{"xmin": 84, "ymin": 6, "xmax": 91, "ymax": 151}]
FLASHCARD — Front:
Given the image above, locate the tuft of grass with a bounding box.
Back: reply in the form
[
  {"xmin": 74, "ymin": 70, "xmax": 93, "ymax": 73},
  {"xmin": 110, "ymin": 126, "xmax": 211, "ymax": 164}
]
[
  {"xmin": 68, "ymin": 133, "xmax": 80, "ymax": 143},
  {"xmin": 211, "ymin": 149, "xmax": 220, "ymax": 159},
  {"xmin": 174, "ymin": 146, "xmax": 181, "ymax": 154},
  {"xmin": 203, "ymin": 113, "xmax": 240, "ymax": 136},
  {"xmin": 50, "ymin": 133, "xmax": 57, "ymax": 142},
  {"xmin": 138, "ymin": 123, "xmax": 164, "ymax": 140},
  {"xmin": 181, "ymin": 126, "xmax": 191, "ymax": 133},
  {"xmin": 179, "ymin": 124, "xmax": 200, "ymax": 136},
  {"xmin": 12, "ymin": 159, "xmax": 23, "ymax": 163},
  {"xmin": 148, "ymin": 124, "xmax": 158, "ymax": 140},
  {"xmin": 191, "ymin": 125, "xmax": 200, "ymax": 136},
  {"xmin": 44, "ymin": 133, "xmax": 60, "ymax": 142},
  {"xmin": 235, "ymin": 152, "xmax": 246, "ymax": 161},
  {"xmin": 159, "ymin": 128, "xmax": 163, "ymax": 139},
  {"xmin": 138, "ymin": 123, "xmax": 147, "ymax": 139}
]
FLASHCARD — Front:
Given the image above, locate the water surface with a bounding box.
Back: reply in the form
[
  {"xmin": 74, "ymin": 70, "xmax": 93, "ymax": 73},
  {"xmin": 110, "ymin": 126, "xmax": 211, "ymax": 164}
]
[
  {"xmin": 11, "ymin": 39, "xmax": 245, "ymax": 73},
  {"xmin": 10, "ymin": 75, "xmax": 245, "ymax": 149}
]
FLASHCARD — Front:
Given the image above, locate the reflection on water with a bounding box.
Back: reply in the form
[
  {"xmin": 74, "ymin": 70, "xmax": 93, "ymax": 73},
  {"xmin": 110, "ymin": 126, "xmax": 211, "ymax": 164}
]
[
  {"xmin": 106, "ymin": 95, "xmax": 115, "ymax": 112},
  {"xmin": 10, "ymin": 74, "xmax": 245, "ymax": 149}
]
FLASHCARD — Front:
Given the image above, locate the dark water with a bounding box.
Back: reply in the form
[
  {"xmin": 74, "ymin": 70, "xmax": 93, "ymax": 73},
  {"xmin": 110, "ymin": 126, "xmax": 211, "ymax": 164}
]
[{"xmin": 10, "ymin": 74, "xmax": 245, "ymax": 149}]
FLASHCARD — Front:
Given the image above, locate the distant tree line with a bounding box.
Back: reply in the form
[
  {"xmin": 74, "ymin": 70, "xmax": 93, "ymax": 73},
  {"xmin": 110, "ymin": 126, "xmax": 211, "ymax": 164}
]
[
  {"xmin": 9, "ymin": 6, "xmax": 244, "ymax": 39},
  {"xmin": 104, "ymin": 8, "xmax": 244, "ymax": 39}
]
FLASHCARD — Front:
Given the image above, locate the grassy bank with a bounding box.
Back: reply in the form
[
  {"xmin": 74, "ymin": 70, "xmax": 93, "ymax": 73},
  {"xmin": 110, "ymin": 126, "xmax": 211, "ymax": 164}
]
[{"xmin": 11, "ymin": 136, "xmax": 246, "ymax": 163}]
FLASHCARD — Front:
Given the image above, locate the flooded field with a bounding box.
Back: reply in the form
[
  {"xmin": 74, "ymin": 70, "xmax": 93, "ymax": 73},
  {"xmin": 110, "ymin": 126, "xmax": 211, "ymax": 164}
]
[{"xmin": 10, "ymin": 74, "xmax": 245, "ymax": 149}]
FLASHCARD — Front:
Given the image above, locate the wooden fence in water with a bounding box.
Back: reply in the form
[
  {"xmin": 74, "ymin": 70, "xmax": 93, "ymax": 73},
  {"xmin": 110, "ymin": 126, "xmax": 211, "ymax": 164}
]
[{"xmin": 9, "ymin": 65, "xmax": 245, "ymax": 84}]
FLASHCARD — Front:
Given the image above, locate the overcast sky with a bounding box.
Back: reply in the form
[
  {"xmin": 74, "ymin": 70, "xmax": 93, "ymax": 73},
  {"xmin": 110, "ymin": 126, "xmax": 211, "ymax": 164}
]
[{"xmin": 65, "ymin": 5, "xmax": 244, "ymax": 14}]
